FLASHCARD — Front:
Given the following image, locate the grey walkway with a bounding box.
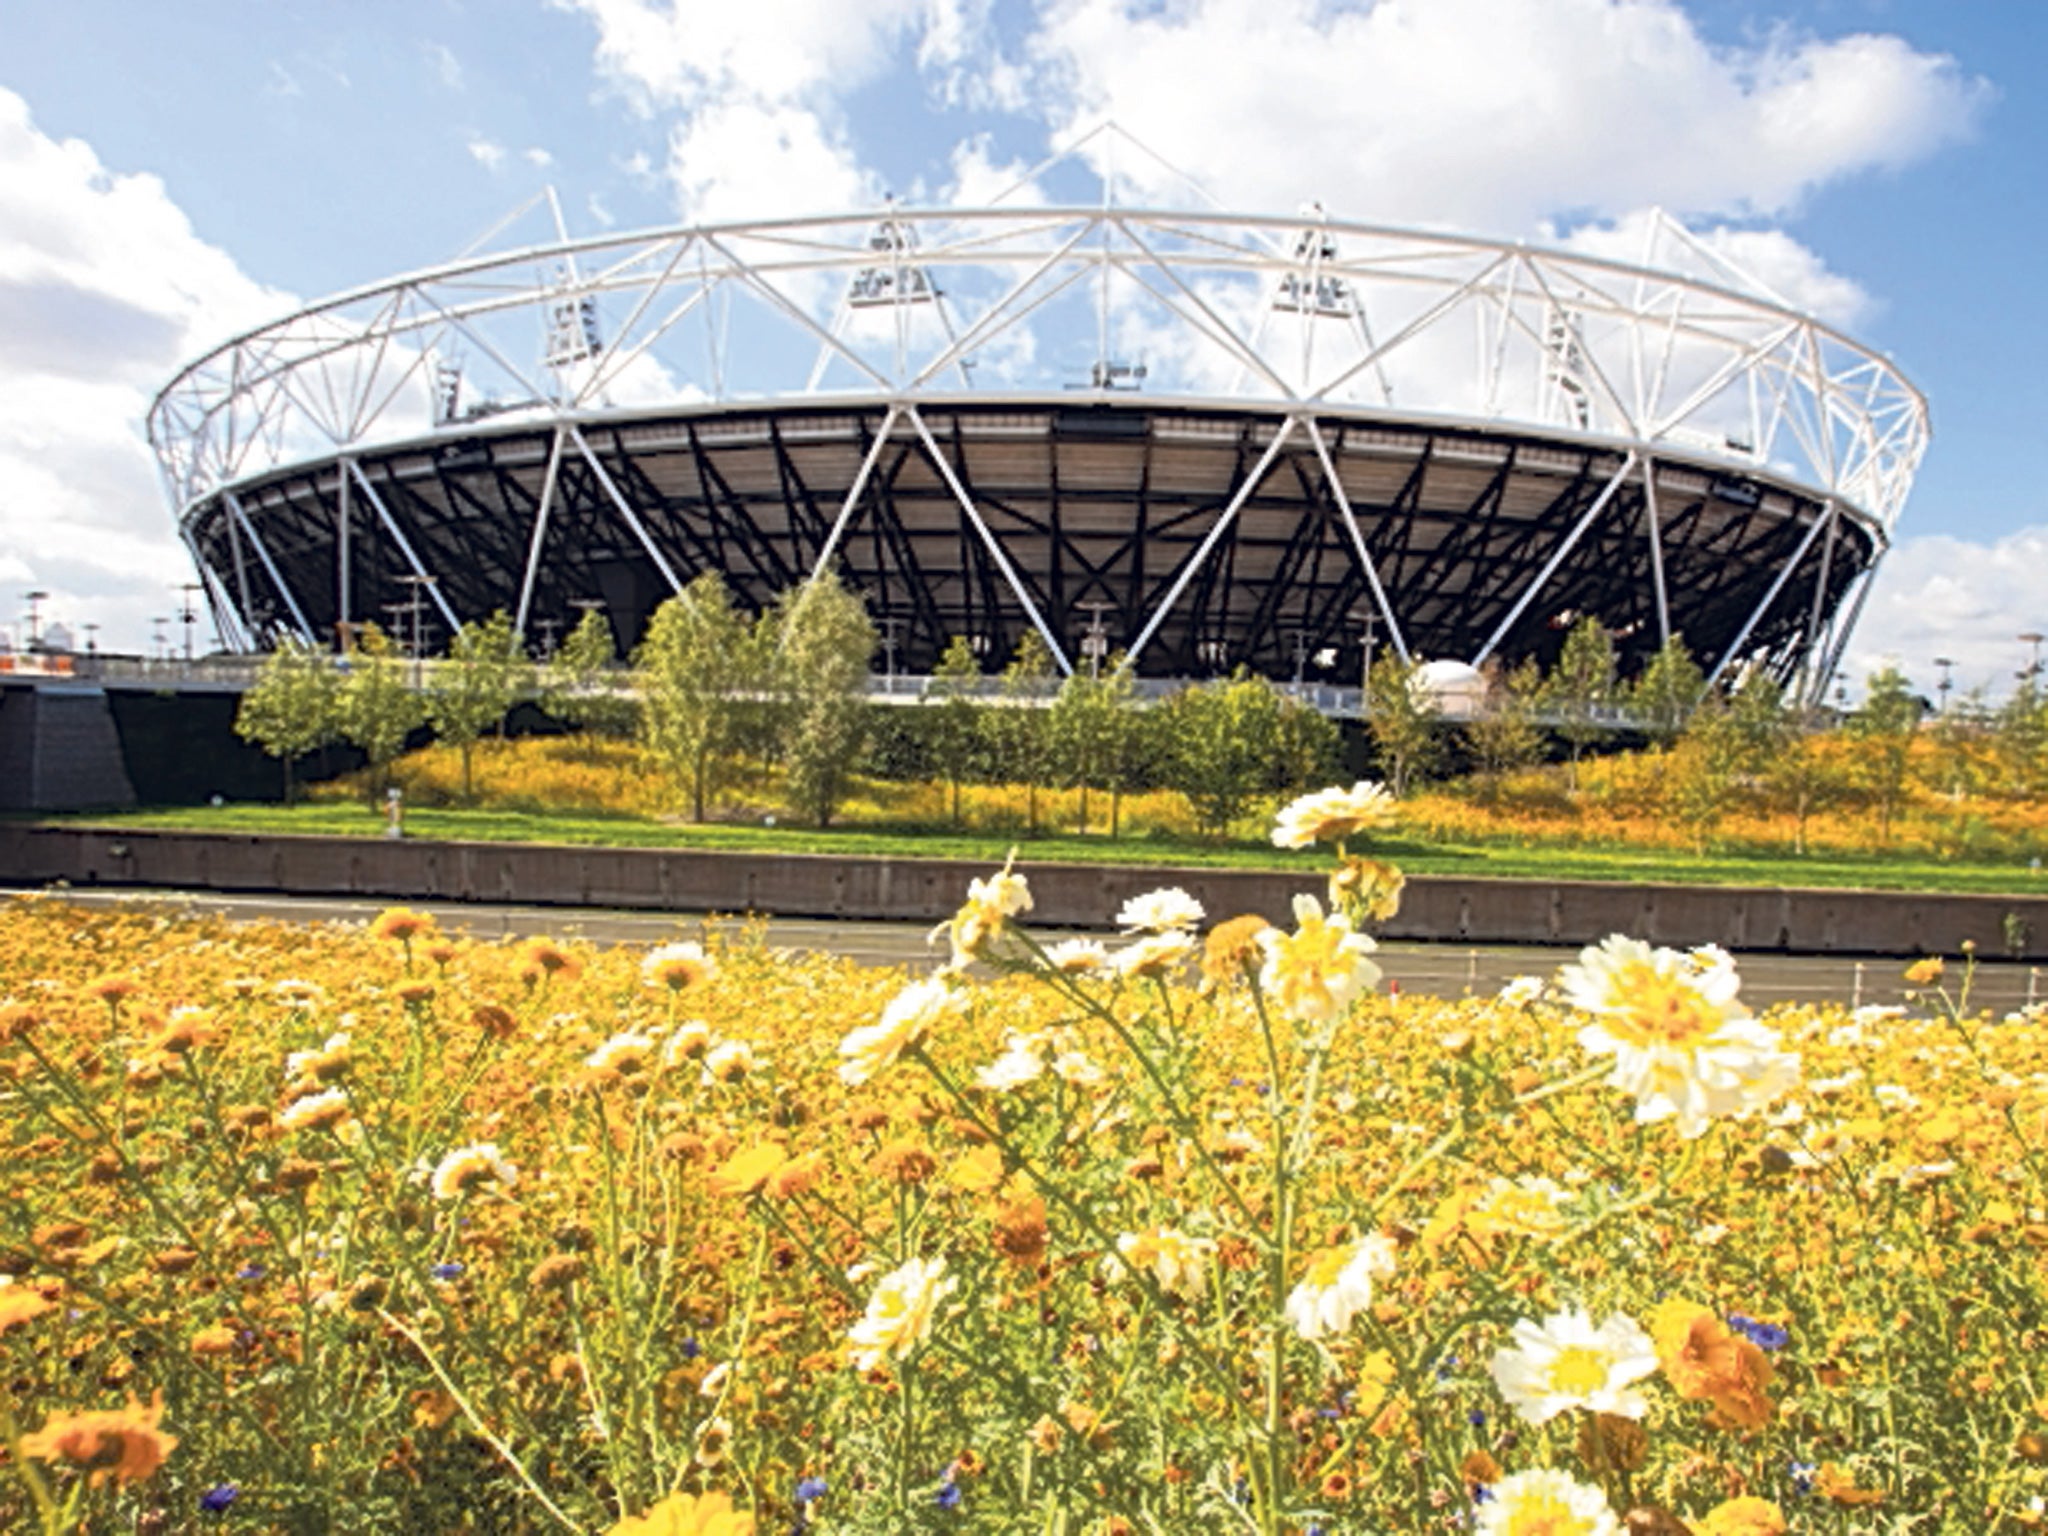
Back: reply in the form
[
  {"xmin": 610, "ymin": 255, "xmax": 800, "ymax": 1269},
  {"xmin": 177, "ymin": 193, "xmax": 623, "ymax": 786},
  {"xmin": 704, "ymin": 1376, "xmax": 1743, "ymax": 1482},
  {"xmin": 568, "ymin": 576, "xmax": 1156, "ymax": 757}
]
[{"xmin": 9, "ymin": 885, "xmax": 2042, "ymax": 1015}]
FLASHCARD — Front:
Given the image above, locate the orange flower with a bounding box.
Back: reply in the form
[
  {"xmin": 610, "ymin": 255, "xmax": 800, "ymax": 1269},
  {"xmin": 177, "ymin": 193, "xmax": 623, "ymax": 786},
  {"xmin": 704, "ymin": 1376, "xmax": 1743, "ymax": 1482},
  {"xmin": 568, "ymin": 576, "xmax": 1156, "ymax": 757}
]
[
  {"xmin": 20, "ymin": 1393, "xmax": 177, "ymax": 1484},
  {"xmin": 369, "ymin": 907, "xmax": 437, "ymax": 945},
  {"xmin": 518, "ymin": 937, "xmax": 583, "ymax": 984},
  {"xmin": 606, "ymin": 1490, "xmax": 754, "ymax": 1536},
  {"xmin": 1649, "ymin": 1299, "xmax": 1774, "ymax": 1431},
  {"xmin": 0, "ymin": 1286, "xmax": 54, "ymax": 1332},
  {"xmin": 1813, "ymin": 1462, "xmax": 1884, "ymax": 1507}
]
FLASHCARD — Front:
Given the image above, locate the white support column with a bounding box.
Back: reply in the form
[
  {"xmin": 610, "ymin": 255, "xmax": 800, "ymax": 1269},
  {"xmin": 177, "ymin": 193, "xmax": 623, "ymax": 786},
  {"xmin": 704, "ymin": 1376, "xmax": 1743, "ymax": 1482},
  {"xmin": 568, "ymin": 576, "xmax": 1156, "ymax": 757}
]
[
  {"xmin": 513, "ymin": 428, "xmax": 569, "ymax": 641},
  {"xmin": 345, "ymin": 460, "xmax": 464, "ymax": 634},
  {"xmin": 1639, "ymin": 452, "xmax": 1670, "ymax": 647},
  {"xmin": 808, "ymin": 405, "xmax": 900, "ymax": 581},
  {"xmin": 222, "ymin": 498, "xmax": 256, "ymax": 628},
  {"xmin": 337, "ymin": 458, "xmax": 352, "ymax": 651},
  {"xmin": 178, "ymin": 525, "xmax": 248, "ymax": 653},
  {"xmin": 567, "ymin": 425, "xmax": 685, "ymax": 597},
  {"xmin": 1807, "ymin": 544, "xmax": 1883, "ymax": 708},
  {"xmin": 1795, "ymin": 501, "xmax": 1841, "ymax": 699},
  {"xmin": 1124, "ymin": 417, "xmax": 1299, "ymax": 671},
  {"xmin": 1471, "ymin": 451, "xmax": 1639, "ymax": 669},
  {"xmin": 1303, "ymin": 417, "xmax": 1411, "ymax": 665},
  {"xmin": 905, "ymin": 405, "xmax": 1073, "ymax": 675},
  {"xmin": 1702, "ymin": 508, "xmax": 1834, "ymax": 692},
  {"xmin": 222, "ymin": 489, "xmax": 316, "ymax": 642}
]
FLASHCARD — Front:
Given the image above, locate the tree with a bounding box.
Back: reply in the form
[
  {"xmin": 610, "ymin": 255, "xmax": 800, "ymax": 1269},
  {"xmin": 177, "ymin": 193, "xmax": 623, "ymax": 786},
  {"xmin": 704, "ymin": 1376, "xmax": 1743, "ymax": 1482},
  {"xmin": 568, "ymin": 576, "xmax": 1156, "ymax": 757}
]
[
  {"xmin": 1365, "ymin": 653, "xmax": 1441, "ymax": 797},
  {"xmin": 338, "ymin": 624, "xmax": 425, "ymax": 802},
  {"xmin": 1994, "ymin": 679, "xmax": 2048, "ymax": 796},
  {"xmin": 1727, "ymin": 668, "xmax": 1786, "ymax": 772},
  {"xmin": 769, "ymin": 574, "xmax": 877, "ymax": 828},
  {"xmin": 926, "ymin": 636, "xmax": 985, "ymax": 827},
  {"xmin": 542, "ymin": 608, "xmax": 636, "ymax": 737},
  {"xmin": 1540, "ymin": 617, "xmax": 1617, "ymax": 788},
  {"xmin": 1095, "ymin": 660, "xmax": 1149, "ymax": 839},
  {"xmin": 1161, "ymin": 671, "xmax": 1285, "ymax": 837},
  {"xmin": 986, "ymin": 631, "xmax": 1057, "ymax": 835},
  {"xmin": 426, "ymin": 611, "xmax": 526, "ymax": 802},
  {"xmin": 1463, "ymin": 658, "xmax": 1546, "ymax": 799},
  {"xmin": 1848, "ymin": 665, "xmax": 1922, "ymax": 843},
  {"xmin": 1269, "ymin": 696, "xmax": 1343, "ymax": 796},
  {"xmin": 637, "ymin": 573, "xmax": 755, "ymax": 821},
  {"xmin": 234, "ymin": 637, "xmax": 340, "ymax": 804},
  {"xmin": 1663, "ymin": 688, "xmax": 1745, "ymax": 853},
  {"xmin": 1627, "ymin": 635, "xmax": 1705, "ymax": 745},
  {"xmin": 1049, "ymin": 658, "xmax": 1152, "ymax": 835},
  {"xmin": 1758, "ymin": 697, "xmax": 1851, "ymax": 857}
]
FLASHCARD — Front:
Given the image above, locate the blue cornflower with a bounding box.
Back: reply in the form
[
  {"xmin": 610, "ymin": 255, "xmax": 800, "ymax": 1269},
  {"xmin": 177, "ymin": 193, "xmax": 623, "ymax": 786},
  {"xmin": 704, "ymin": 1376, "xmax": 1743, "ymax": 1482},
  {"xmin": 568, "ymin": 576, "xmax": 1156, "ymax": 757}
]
[
  {"xmin": 1472, "ymin": 1484, "xmax": 1495, "ymax": 1504},
  {"xmin": 430, "ymin": 1262, "xmax": 463, "ymax": 1281},
  {"xmin": 235, "ymin": 1264, "xmax": 265, "ymax": 1281},
  {"xmin": 1467, "ymin": 1408, "xmax": 1487, "ymax": 1427},
  {"xmin": 935, "ymin": 1481, "xmax": 962, "ymax": 1510},
  {"xmin": 1788, "ymin": 1461, "xmax": 1817, "ymax": 1496},
  {"xmin": 200, "ymin": 1485, "xmax": 240, "ymax": 1513},
  {"xmin": 795, "ymin": 1477, "xmax": 828, "ymax": 1503},
  {"xmin": 1728, "ymin": 1313, "xmax": 1790, "ymax": 1351},
  {"xmin": 1434, "ymin": 1353, "xmax": 1461, "ymax": 1381},
  {"xmin": 681, "ymin": 1337, "xmax": 703, "ymax": 1360}
]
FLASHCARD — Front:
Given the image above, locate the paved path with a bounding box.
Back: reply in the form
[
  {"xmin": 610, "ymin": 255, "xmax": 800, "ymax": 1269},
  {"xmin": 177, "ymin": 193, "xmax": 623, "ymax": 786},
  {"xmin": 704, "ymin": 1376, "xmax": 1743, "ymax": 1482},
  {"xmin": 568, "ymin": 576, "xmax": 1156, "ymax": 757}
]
[{"xmin": 11, "ymin": 884, "xmax": 2043, "ymax": 1015}]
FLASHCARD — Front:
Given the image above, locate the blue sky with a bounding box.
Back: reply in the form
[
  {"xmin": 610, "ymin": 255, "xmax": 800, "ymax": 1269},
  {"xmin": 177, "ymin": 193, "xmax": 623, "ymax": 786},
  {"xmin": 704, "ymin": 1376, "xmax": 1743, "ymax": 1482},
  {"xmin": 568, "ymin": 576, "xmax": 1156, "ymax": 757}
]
[{"xmin": 0, "ymin": 0, "xmax": 2041, "ymax": 694}]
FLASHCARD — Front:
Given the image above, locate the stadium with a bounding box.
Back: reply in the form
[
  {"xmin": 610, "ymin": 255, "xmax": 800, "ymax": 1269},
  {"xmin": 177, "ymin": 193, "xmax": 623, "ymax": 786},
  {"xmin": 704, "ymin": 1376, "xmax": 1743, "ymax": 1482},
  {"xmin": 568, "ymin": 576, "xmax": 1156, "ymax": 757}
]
[{"xmin": 148, "ymin": 175, "xmax": 1926, "ymax": 701}]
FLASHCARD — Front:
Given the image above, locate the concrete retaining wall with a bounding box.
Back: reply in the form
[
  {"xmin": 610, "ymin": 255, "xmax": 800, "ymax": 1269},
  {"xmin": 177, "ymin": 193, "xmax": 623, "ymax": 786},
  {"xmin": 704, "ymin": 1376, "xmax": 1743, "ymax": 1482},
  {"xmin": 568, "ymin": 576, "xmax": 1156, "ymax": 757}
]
[{"xmin": 5, "ymin": 823, "xmax": 2047, "ymax": 959}]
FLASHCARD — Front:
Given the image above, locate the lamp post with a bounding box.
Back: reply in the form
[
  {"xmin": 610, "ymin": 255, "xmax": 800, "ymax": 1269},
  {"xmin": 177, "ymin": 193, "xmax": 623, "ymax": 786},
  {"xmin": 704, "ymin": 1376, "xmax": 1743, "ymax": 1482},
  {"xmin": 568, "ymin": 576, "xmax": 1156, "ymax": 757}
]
[
  {"xmin": 1080, "ymin": 602, "xmax": 1110, "ymax": 680},
  {"xmin": 2021, "ymin": 632, "xmax": 2045, "ymax": 693},
  {"xmin": 395, "ymin": 574, "xmax": 438, "ymax": 688},
  {"xmin": 23, "ymin": 590, "xmax": 48, "ymax": 651},
  {"xmin": 1934, "ymin": 655, "xmax": 1954, "ymax": 715},
  {"xmin": 176, "ymin": 583, "xmax": 202, "ymax": 662}
]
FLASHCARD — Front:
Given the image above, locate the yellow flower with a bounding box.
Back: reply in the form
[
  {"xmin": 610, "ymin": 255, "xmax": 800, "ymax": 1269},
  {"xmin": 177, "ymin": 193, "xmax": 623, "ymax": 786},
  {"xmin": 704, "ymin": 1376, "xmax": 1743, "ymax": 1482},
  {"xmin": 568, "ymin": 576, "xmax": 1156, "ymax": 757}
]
[
  {"xmin": 606, "ymin": 1490, "xmax": 755, "ymax": 1536},
  {"xmin": 847, "ymin": 1256, "xmax": 956, "ymax": 1373},
  {"xmin": 839, "ymin": 976, "xmax": 962, "ymax": 1086},
  {"xmin": 1271, "ymin": 780, "xmax": 1398, "ymax": 849},
  {"xmin": 1903, "ymin": 956, "xmax": 1944, "ymax": 985},
  {"xmin": 278, "ymin": 1086, "xmax": 352, "ymax": 1133},
  {"xmin": 1257, "ymin": 894, "xmax": 1380, "ymax": 1022},
  {"xmin": 708, "ymin": 1143, "xmax": 789, "ymax": 1198},
  {"xmin": 1473, "ymin": 1468, "xmax": 1619, "ymax": 1535},
  {"xmin": 946, "ymin": 854, "xmax": 1035, "ymax": 960},
  {"xmin": 643, "ymin": 941, "xmax": 718, "ymax": 993},
  {"xmin": 1114, "ymin": 1226, "xmax": 1216, "ymax": 1300},
  {"xmin": 430, "ymin": 1142, "xmax": 518, "ymax": 1200},
  {"xmin": 1693, "ymin": 1496, "xmax": 1788, "ymax": 1535},
  {"xmin": 1558, "ymin": 936, "xmax": 1798, "ymax": 1138}
]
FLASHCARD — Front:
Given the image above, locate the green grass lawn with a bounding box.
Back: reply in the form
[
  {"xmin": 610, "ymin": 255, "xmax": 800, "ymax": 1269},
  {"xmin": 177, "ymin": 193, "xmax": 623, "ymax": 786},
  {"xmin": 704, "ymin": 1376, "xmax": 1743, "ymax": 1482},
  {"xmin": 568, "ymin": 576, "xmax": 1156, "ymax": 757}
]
[{"xmin": 48, "ymin": 800, "xmax": 2048, "ymax": 897}]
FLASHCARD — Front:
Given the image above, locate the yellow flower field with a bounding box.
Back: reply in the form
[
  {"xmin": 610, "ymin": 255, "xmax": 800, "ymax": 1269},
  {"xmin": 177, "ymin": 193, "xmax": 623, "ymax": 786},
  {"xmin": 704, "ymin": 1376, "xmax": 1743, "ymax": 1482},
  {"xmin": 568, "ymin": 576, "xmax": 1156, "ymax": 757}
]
[{"xmin": 2, "ymin": 795, "xmax": 2046, "ymax": 1533}]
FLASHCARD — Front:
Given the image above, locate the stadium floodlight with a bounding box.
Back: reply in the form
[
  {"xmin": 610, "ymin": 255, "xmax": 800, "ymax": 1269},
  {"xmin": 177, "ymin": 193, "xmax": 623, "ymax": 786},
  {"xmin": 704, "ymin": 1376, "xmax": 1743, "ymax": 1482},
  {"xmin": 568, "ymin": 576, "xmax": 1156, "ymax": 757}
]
[{"xmin": 148, "ymin": 163, "xmax": 1925, "ymax": 707}]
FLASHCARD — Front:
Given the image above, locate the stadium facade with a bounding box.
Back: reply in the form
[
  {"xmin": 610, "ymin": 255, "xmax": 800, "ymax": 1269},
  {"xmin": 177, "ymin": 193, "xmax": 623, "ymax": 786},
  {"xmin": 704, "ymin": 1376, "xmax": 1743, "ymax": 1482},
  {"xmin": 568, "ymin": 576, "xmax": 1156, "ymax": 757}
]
[{"xmin": 149, "ymin": 184, "xmax": 1925, "ymax": 701}]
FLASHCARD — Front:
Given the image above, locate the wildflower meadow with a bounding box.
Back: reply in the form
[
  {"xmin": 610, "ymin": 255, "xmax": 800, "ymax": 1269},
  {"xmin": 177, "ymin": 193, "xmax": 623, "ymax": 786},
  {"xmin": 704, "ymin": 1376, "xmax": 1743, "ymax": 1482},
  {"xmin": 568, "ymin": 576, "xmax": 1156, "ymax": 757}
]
[{"xmin": 3, "ymin": 785, "xmax": 2046, "ymax": 1533}]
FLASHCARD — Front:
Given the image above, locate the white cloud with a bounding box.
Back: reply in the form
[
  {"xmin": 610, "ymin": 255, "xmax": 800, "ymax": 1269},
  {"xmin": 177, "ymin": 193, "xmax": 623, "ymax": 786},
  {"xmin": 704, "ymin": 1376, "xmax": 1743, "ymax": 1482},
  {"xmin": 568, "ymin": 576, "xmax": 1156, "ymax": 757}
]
[
  {"xmin": 0, "ymin": 88, "xmax": 291, "ymax": 653},
  {"xmin": 1025, "ymin": 0, "xmax": 1988, "ymax": 230},
  {"xmin": 426, "ymin": 41, "xmax": 466, "ymax": 92},
  {"xmin": 525, "ymin": 147, "xmax": 555, "ymax": 170},
  {"xmin": 467, "ymin": 135, "xmax": 507, "ymax": 171},
  {"xmin": 1844, "ymin": 525, "xmax": 2048, "ymax": 700},
  {"xmin": 557, "ymin": 0, "xmax": 939, "ymax": 223},
  {"xmin": 1553, "ymin": 208, "xmax": 1872, "ymax": 328}
]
